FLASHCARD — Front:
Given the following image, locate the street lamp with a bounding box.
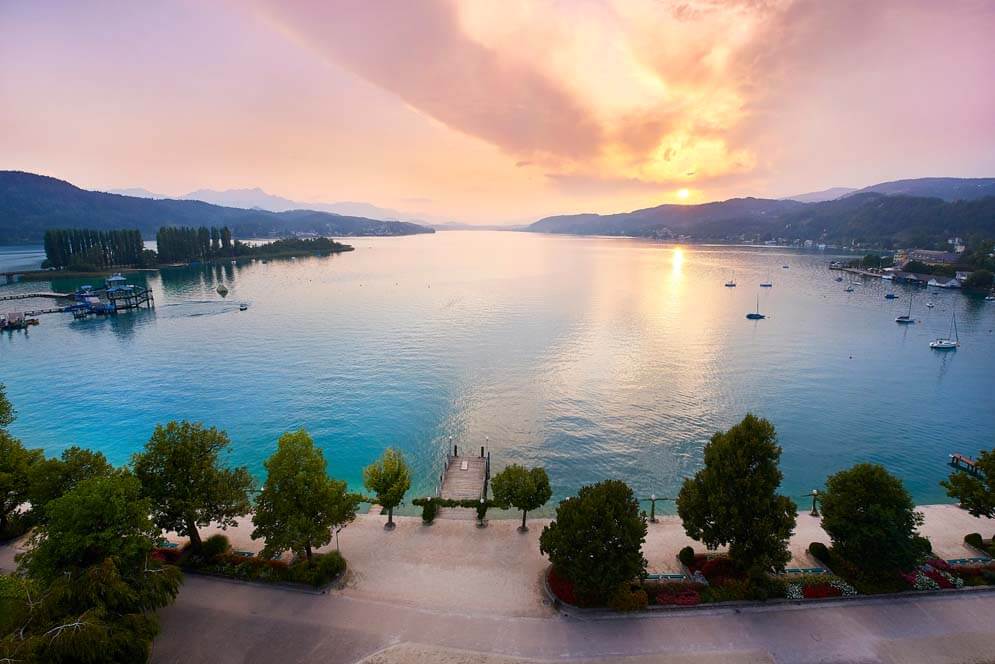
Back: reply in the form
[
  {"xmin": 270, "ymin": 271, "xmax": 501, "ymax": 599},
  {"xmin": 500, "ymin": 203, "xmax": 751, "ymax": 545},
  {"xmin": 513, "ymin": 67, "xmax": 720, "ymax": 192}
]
[
  {"xmin": 477, "ymin": 497, "xmax": 487, "ymax": 528},
  {"xmin": 801, "ymin": 489, "xmax": 820, "ymax": 517}
]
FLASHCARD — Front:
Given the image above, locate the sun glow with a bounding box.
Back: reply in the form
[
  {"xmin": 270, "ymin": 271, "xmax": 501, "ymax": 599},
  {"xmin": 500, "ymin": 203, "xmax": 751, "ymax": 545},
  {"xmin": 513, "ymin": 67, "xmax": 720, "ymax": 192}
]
[
  {"xmin": 671, "ymin": 247, "xmax": 684, "ymax": 274},
  {"xmin": 676, "ymin": 188, "xmax": 690, "ymax": 200}
]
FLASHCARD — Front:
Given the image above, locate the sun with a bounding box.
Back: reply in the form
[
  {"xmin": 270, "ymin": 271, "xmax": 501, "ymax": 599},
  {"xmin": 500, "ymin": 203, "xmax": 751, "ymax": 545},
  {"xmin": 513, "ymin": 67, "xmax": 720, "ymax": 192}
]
[{"xmin": 677, "ymin": 188, "xmax": 690, "ymax": 201}]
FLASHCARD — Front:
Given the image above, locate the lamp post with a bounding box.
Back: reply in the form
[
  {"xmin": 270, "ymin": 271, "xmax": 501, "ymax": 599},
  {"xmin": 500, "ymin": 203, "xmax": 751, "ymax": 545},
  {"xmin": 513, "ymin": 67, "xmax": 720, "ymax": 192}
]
[
  {"xmin": 801, "ymin": 489, "xmax": 820, "ymax": 517},
  {"xmin": 477, "ymin": 498, "xmax": 487, "ymax": 528},
  {"xmin": 649, "ymin": 494, "xmax": 659, "ymax": 523}
]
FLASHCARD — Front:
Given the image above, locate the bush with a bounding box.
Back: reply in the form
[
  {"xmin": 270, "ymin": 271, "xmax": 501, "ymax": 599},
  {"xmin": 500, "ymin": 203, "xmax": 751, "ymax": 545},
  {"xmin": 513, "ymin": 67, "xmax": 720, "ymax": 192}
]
[
  {"xmin": 608, "ymin": 583, "xmax": 649, "ymax": 612},
  {"xmin": 547, "ymin": 567, "xmax": 580, "ymax": 606},
  {"xmin": 809, "ymin": 541, "xmax": 831, "ymax": 564},
  {"xmin": 647, "ymin": 581, "xmax": 704, "ymax": 606},
  {"xmin": 201, "ymin": 534, "xmax": 231, "ymax": 560},
  {"xmin": 701, "ymin": 578, "xmax": 752, "ymax": 603},
  {"xmin": 421, "ymin": 499, "xmax": 438, "ymax": 523},
  {"xmin": 288, "ymin": 551, "xmax": 346, "ymax": 587},
  {"xmin": 700, "ymin": 557, "xmax": 741, "ymax": 585},
  {"xmin": 678, "ymin": 546, "xmax": 695, "ymax": 568},
  {"xmin": 965, "ymin": 533, "xmax": 984, "ymax": 550}
]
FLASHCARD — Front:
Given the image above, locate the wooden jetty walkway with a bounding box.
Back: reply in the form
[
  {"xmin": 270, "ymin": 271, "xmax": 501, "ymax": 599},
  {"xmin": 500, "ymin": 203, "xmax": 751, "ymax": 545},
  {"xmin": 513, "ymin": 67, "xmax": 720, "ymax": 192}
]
[
  {"xmin": 950, "ymin": 453, "xmax": 983, "ymax": 477},
  {"xmin": 435, "ymin": 445, "xmax": 491, "ymax": 520}
]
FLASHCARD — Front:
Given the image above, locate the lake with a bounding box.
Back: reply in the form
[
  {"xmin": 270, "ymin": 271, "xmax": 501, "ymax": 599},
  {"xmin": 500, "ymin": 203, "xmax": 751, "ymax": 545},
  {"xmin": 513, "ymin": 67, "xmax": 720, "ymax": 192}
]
[{"xmin": 2, "ymin": 232, "xmax": 993, "ymax": 513}]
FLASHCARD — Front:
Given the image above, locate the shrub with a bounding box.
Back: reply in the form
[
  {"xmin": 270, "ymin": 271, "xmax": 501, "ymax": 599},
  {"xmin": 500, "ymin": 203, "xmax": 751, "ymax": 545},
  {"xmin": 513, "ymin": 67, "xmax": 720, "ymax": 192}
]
[
  {"xmin": 678, "ymin": 546, "xmax": 695, "ymax": 568},
  {"xmin": 201, "ymin": 534, "xmax": 231, "ymax": 560},
  {"xmin": 964, "ymin": 533, "xmax": 984, "ymax": 549},
  {"xmin": 647, "ymin": 581, "xmax": 704, "ymax": 606},
  {"xmin": 608, "ymin": 583, "xmax": 649, "ymax": 612},
  {"xmin": 547, "ymin": 567, "xmax": 579, "ymax": 606},
  {"xmin": 802, "ymin": 583, "xmax": 842, "ymax": 599},
  {"xmin": 421, "ymin": 499, "xmax": 438, "ymax": 524},
  {"xmin": 288, "ymin": 551, "xmax": 346, "ymax": 587},
  {"xmin": 151, "ymin": 547, "xmax": 183, "ymax": 564},
  {"xmin": 701, "ymin": 578, "xmax": 751, "ymax": 603},
  {"xmin": 809, "ymin": 541, "xmax": 831, "ymax": 564},
  {"xmin": 700, "ymin": 556, "xmax": 741, "ymax": 585}
]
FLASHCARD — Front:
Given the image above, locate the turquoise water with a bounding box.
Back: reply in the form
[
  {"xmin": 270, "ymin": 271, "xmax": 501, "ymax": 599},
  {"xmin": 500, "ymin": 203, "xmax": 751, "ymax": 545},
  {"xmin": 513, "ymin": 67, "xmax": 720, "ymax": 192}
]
[{"xmin": 2, "ymin": 233, "xmax": 993, "ymax": 513}]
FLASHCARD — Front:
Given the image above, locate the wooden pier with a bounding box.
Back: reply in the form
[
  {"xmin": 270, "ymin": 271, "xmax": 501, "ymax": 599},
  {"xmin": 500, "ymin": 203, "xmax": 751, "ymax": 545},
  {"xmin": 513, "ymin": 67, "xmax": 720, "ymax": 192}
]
[
  {"xmin": 0, "ymin": 292, "xmax": 72, "ymax": 302},
  {"xmin": 949, "ymin": 453, "xmax": 982, "ymax": 477},
  {"xmin": 435, "ymin": 445, "xmax": 491, "ymax": 519}
]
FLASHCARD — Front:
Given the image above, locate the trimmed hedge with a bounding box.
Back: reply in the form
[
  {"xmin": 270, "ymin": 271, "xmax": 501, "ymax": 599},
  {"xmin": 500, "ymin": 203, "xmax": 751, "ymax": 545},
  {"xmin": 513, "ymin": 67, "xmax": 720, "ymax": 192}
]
[
  {"xmin": 808, "ymin": 541, "xmax": 831, "ymax": 564},
  {"xmin": 678, "ymin": 546, "xmax": 695, "ymax": 568},
  {"xmin": 965, "ymin": 533, "xmax": 984, "ymax": 550}
]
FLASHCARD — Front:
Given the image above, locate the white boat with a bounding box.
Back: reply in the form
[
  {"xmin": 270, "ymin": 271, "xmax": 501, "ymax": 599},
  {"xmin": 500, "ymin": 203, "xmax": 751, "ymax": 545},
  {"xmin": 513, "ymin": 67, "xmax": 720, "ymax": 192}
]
[
  {"xmin": 239, "ymin": 303, "xmax": 248, "ymax": 311},
  {"xmin": 724, "ymin": 271, "xmax": 736, "ymax": 287},
  {"xmin": 926, "ymin": 302, "xmax": 935, "ymax": 308},
  {"xmin": 986, "ymin": 295, "xmax": 995, "ymax": 302},
  {"xmin": 929, "ymin": 313, "xmax": 960, "ymax": 350},
  {"xmin": 882, "ymin": 274, "xmax": 894, "ymax": 281},
  {"xmin": 895, "ymin": 298, "xmax": 915, "ymax": 324},
  {"xmin": 885, "ymin": 289, "xmax": 898, "ymax": 299}
]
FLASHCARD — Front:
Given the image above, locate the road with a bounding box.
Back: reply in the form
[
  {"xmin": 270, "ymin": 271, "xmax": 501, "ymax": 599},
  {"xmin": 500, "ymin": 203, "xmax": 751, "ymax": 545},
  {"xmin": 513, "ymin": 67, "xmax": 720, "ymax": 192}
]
[{"xmin": 153, "ymin": 575, "xmax": 995, "ymax": 664}]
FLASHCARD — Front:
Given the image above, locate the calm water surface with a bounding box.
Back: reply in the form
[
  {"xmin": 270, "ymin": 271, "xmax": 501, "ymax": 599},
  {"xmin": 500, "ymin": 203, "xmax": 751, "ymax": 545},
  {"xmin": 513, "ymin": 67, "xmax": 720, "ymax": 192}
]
[{"xmin": 2, "ymin": 232, "xmax": 993, "ymax": 512}]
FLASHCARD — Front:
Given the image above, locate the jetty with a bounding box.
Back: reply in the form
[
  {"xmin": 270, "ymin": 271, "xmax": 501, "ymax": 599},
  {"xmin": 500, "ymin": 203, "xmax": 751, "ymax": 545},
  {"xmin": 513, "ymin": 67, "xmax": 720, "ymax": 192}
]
[
  {"xmin": 1, "ymin": 274, "xmax": 154, "ymax": 328},
  {"xmin": 434, "ymin": 445, "xmax": 491, "ymax": 519},
  {"xmin": 0, "ymin": 291, "xmax": 72, "ymax": 302},
  {"xmin": 949, "ymin": 453, "xmax": 983, "ymax": 477}
]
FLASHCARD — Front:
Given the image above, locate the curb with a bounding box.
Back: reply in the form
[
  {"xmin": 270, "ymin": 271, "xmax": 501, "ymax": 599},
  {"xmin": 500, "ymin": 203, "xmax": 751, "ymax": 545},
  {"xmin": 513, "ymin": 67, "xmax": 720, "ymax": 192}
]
[{"xmin": 179, "ymin": 567, "xmax": 345, "ymax": 596}]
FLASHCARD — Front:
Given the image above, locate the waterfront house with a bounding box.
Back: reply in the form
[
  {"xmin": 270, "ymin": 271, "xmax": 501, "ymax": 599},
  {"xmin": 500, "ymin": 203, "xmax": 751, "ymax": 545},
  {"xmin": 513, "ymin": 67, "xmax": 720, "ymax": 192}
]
[
  {"xmin": 928, "ymin": 276, "xmax": 961, "ymax": 288},
  {"xmin": 909, "ymin": 249, "xmax": 960, "ymax": 265}
]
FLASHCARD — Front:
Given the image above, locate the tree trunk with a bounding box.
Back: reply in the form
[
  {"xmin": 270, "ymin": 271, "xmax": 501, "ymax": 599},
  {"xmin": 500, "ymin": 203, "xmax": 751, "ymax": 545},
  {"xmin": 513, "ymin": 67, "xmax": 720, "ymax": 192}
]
[
  {"xmin": 387, "ymin": 506, "xmax": 394, "ymax": 527},
  {"xmin": 521, "ymin": 509, "xmax": 528, "ymax": 531},
  {"xmin": 304, "ymin": 541, "xmax": 313, "ymax": 564},
  {"xmin": 185, "ymin": 517, "xmax": 202, "ymax": 552}
]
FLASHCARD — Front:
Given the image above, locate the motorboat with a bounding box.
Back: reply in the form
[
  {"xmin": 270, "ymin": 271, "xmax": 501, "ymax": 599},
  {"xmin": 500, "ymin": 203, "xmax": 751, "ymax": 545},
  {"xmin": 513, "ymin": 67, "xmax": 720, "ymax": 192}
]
[
  {"xmin": 239, "ymin": 303, "xmax": 248, "ymax": 311},
  {"xmin": 724, "ymin": 271, "xmax": 736, "ymax": 287}
]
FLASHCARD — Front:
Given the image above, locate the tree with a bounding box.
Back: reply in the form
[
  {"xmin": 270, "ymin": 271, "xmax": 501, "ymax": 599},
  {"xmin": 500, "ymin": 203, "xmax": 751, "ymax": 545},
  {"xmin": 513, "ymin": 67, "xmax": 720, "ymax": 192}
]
[
  {"xmin": 821, "ymin": 463, "xmax": 927, "ymax": 577},
  {"xmin": 0, "ymin": 432, "xmax": 41, "ymax": 536},
  {"xmin": 28, "ymin": 446, "xmax": 115, "ymax": 519},
  {"xmin": 539, "ymin": 480, "xmax": 646, "ymax": 603},
  {"xmin": 251, "ymin": 430, "xmax": 358, "ymax": 563},
  {"xmin": 363, "ymin": 448, "xmax": 411, "ymax": 529},
  {"xmin": 677, "ymin": 414, "xmax": 797, "ymax": 575},
  {"xmin": 943, "ymin": 449, "xmax": 995, "ymax": 518},
  {"xmin": 6, "ymin": 474, "xmax": 181, "ymax": 664},
  {"xmin": 490, "ymin": 464, "xmax": 552, "ymax": 532},
  {"xmin": 962, "ymin": 269, "xmax": 994, "ymax": 290},
  {"xmin": 0, "ymin": 382, "xmax": 14, "ymax": 428},
  {"xmin": 132, "ymin": 421, "xmax": 253, "ymax": 552}
]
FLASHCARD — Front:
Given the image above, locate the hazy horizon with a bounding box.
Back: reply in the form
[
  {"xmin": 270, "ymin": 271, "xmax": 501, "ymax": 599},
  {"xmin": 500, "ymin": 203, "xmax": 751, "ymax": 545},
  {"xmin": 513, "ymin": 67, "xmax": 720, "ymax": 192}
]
[{"xmin": 3, "ymin": 1, "xmax": 994, "ymax": 224}]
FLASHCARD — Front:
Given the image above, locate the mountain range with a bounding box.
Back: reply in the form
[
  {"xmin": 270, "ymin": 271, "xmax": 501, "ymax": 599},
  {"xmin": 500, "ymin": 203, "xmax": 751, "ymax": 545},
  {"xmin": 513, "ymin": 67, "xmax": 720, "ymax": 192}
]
[
  {"xmin": 529, "ymin": 177, "xmax": 995, "ymax": 248},
  {"xmin": 0, "ymin": 172, "xmax": 435, "ymax": 244},
  {"xmin": 105, "ymin": 186, "xmax": 412, "ymax": 222}
]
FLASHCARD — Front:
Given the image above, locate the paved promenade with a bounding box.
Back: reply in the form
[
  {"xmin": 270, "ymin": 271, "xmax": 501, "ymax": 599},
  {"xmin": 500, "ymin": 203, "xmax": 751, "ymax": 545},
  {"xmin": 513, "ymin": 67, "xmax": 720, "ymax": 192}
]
[{"xmin": 5, "ymin": 504, "xmax": 995, "ymax": 662}]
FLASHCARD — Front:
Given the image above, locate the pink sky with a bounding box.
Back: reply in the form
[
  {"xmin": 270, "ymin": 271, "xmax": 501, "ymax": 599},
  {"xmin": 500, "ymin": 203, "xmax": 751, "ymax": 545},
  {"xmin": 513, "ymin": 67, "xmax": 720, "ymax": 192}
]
[{"xmin": 2, "ymin": 0, "xmax": 994, "ymax": 224}]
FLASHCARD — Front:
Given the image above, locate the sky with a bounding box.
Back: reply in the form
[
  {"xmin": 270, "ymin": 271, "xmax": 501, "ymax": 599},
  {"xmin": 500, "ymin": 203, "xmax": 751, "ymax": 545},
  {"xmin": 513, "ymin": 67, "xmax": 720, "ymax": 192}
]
[{"xmin": 2, "ymin": 0, "xmax": 994, "ymax": 224}]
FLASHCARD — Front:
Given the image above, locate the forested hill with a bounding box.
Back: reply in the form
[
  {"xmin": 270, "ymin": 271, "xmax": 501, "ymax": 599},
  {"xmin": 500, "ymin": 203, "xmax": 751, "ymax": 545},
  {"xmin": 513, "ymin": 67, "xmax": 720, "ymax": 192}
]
[
  {"xmin": 529, "ymin": 191, "xmax": 995, "ymax": 248},
  {"xmin": 0, "ymin": 171, "xmax": 435, "ymax": 243}
]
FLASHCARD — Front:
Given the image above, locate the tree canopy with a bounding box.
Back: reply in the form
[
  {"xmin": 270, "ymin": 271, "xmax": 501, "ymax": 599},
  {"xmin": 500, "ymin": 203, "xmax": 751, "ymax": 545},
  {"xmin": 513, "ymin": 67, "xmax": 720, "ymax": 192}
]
[
  {"xmin": 132, "ymin": 421, "xmax": 253, "ymax": 551},
  {"xmin": 251, "ymin": 430, "xmax": 359, "ymax": 562},
  {"xmin": 28, "ymin": 446, "xmax": 115, "ymax": 520},
  {"xmin": 539, "ymin": 480, "xmax": 647, "ymax": 603},
  {"xmin": 0, "ymin": 432, "xmax": 41, "ymax": 536},
  {"xmin": 821, "ymin": 463, "xmax": 927, "ymax": 576},
  {"xmin": 0, "ymin": 382, "xmax": 14, "ymax": 428},
  {"xmin": 363, "ymin": 448, "xmax": 411, "ymax": 529},
  {"xmin": 5, "ymin": 473, "xmax": 181, "ymax": 664},
  {"xmin": 677, "ymin": 414, "xmax": 797, "ymax": 575},
  {"xmin": 490, "ymin": 464, "xmax": 552, "ymax": 531}
]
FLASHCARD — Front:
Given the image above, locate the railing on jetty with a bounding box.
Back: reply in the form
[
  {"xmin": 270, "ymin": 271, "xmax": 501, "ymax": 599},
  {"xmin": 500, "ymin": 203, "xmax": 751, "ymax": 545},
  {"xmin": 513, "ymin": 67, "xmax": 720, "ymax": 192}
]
[{"xmin": 434, "ymin": 444, "xmax": 491, "ymax": 518}]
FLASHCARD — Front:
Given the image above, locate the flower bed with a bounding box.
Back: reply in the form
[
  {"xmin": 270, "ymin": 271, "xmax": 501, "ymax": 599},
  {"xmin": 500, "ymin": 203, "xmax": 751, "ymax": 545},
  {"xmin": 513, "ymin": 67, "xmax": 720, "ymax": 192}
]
[
  {"xmin": 153, "ymin": 543, "xmax": 346, "ymax": 588},
  {"xmin": 547, "ymin": 568, "xmax": 580, "ymax": 606},
  {"xmin": 784, "ymin": 574, "xmax": 857, "ymax": 600},
  {"xmin": 644, "ymin": 580, "xmax": 705, "ymax": 606}
]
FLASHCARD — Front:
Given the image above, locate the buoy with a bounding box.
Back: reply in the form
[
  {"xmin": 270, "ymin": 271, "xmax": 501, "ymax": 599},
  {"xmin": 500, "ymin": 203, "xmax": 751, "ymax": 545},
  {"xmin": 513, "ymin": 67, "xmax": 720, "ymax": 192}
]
[{"xmin": 217, "ymin": 284, "xmax": 229, "ymax": 296}]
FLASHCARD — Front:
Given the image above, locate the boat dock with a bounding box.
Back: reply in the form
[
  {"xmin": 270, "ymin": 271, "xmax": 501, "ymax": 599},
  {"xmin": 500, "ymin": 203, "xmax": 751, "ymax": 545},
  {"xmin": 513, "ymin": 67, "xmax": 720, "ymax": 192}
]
[
  {"xmin": 949, "ymin": 453, "xmax": 982, "ymax": 477},
  {"xmin": 0, "ymin": 291, "xmax": 73, "ymax": 302},
  {"xmin": 434, "ymin": 445, "xmax": 491, "ymax": 519},
  {"xmin": 1, "ymin": 274, "xmax": 154, "ymax": 328}
]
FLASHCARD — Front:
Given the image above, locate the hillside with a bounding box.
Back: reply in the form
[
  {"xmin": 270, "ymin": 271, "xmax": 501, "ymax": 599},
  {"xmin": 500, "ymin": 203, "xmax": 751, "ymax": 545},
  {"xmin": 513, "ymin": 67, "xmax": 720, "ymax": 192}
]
[
  {"xmin": 0, "ymin": 171, "xmax": 434, "ymax": 243},
  {"xmin": 854, "ymin": 177, "xmax": 995, "ymax": 201},
  {"xmin": 529, "ymin": 191, "xmax": 995, "ymax": 247}
]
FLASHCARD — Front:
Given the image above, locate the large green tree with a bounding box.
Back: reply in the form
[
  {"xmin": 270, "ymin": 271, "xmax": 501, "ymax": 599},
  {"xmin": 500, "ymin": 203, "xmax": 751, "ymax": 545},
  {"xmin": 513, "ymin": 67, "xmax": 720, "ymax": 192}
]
[
  {"xmin": 0, "ymin": 382, "xmax": 14, "ymax": 428},
  {"xmin": 251, "ymin": 430, "xmax": 359, "ymax": 562},
  {"xmin": 677, "ymin": 414, "xmax": 797, "ymax": 575},
  {"xmin": 363, "ymin": 448, "xmax": 411, "ymax": 529},
  {"xmin": 28, "ymin": 446, "xmax": 115, "ymax": 520},
  {"xmin": 539, "ymin": 480, "xmax": 647, "ymax": 603},
  {"xmin": 4, "ymin": 474, "xmax": 181, "ymax": 664},
  {"xmin": 0, "ymin": 432, "xmax": 41, "ymax": 536},
  {"xmin": 942, "ymin": 449, "xmax": 995, "ymax": 518},
  {"xmin": 821, "ymin": 463, "xmax": 927, "ymax": 576},
  {"xmin": 132, "ymin": 421, "xmax": 253, "ymax": 552},
  {"xmin": 491, "ymin": 464, "xmax": 552, "ymax": 532}
]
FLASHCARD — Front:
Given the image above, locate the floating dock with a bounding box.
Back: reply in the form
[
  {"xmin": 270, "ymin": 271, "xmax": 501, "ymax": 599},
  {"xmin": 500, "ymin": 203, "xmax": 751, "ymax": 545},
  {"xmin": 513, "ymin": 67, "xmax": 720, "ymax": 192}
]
[
  {"xmin": 434, "ymin": 445, "xmax": 491, "ymax": 519},
  {"xmin": 1, "ymin": 274, "xmax": 154, "ymax": 328}
]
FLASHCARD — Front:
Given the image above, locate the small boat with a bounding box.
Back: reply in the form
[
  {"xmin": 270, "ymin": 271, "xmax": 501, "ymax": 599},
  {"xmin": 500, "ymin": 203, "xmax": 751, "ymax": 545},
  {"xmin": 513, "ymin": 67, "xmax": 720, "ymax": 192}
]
[
  {"xmin": 882, "ymin": 274, "xmax": 894, "ymax": 281},
  {"xmin": 926, "ymin": 302, "xmax": 935, "ymax": 308},
  {"xmin": 231, "ymin": 260, "xmax": 237, "ymax": 265},
  {"xmin": 239, "ymin": 303, "xmax": 248, "ymax": 311},
  {"xmin": 724, "ymin": 271, "xmax": 736, "ymax": 287},
  {"xmin": 885, "ymin": 288, "xmax": 898, "ymax": 299},
  {"xmin": 929, "ymin": 313, "xmax": 960, "ymax": 350},
  {"xmin": 782, "ymin": 265, "xmax": 789, "ymax": 269},
  {"xmin": 986, "ymin": 295, "xmax": 995, "ymax": 302},
  {"xmin": 216, "ymin": 284, "xmax": 229, "ymax": 296},
  {"xmin": 845, "ymin": 285, "xmax": 854, "ymax": 292},
  {"xmin": 746, "ymin": 295, "xmax": 765, "ymax": 320},
  {"xmin": 760, "ymin": 270, "xmax": 772, "ymax": 288},
  {"xmin": 895, "ymin": 298, "xmax": 915, "ymax": 324},
  {"xmin": 834, "ymin": 276, "xmax": 843, "ymax": 282}
]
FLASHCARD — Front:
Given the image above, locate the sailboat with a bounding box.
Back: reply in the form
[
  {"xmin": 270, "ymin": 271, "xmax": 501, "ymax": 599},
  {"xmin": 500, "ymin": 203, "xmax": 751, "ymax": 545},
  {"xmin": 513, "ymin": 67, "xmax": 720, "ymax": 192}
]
[
  {"xmin": 746, "ymin": 295, "xmax": 766, "ymax": 320},
  {"xmin": 724, "ymin": 271, "xmax": 737, "ymax": 287},
  {"xmin": 760, "ymin": 270, "xmax": 773, "ymax": 287},
  {"xmin": 929, "ymin": 313, "xmax": 960, "ymax": 350},
  {"xmin": 895, "ymin": 297, "xmax": 915, "ymax": 324}
]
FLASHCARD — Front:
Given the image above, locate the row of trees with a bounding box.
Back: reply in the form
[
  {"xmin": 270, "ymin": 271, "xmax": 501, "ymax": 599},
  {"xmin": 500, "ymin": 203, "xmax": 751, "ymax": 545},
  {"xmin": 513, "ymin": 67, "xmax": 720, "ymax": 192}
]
[
  {"xmin": 42, "ymin": 228, "xmax": 150, "ymax": 270},
  {"xmin": 155, "ymin": 225, "xmax": 233, "ymax": 263},
  {"xmin": 540, "ymin": 414, "xmax": 933, "ymax": 604}
]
